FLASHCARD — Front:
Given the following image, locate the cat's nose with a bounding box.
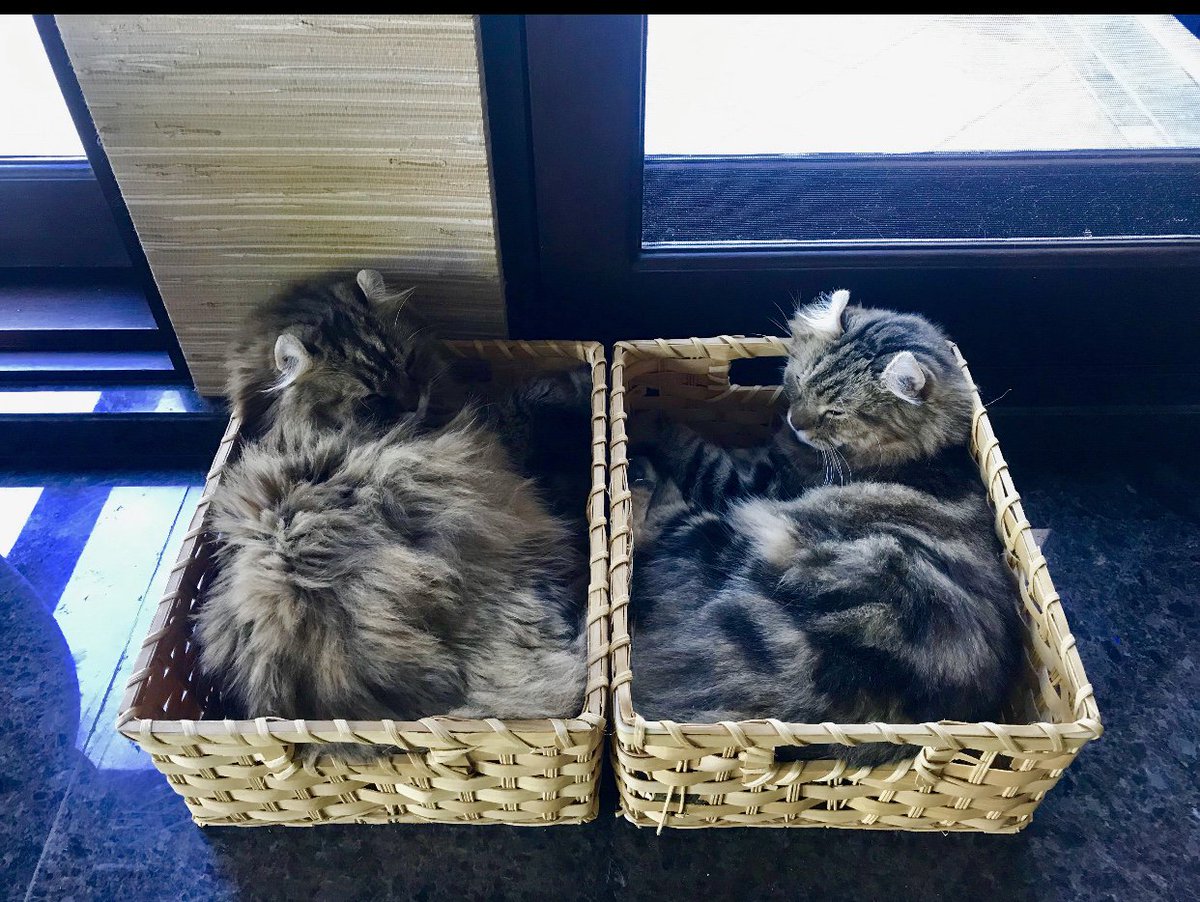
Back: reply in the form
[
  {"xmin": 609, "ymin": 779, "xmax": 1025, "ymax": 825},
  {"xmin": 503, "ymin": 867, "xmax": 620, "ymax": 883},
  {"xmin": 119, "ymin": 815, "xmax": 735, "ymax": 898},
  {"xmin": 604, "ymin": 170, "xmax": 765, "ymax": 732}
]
[
  {"xmin": 787, "ymin": 406, "xmax": 817, "ymax": 431},
  {"xmin": 786, "ymin": 409, "xmax": 816, "ymax": 448}
]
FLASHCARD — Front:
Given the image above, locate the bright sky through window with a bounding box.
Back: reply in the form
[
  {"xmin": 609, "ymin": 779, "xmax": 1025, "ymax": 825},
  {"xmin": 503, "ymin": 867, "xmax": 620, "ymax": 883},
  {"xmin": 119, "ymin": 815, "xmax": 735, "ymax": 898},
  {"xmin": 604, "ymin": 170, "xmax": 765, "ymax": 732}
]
[
  {"xmin": 644, "ymin": 15, "xmax": 1200, "ymax": 156},
  {"xmin": 0, "ymin": 15, "xmax": 85, "ymax": 158}
]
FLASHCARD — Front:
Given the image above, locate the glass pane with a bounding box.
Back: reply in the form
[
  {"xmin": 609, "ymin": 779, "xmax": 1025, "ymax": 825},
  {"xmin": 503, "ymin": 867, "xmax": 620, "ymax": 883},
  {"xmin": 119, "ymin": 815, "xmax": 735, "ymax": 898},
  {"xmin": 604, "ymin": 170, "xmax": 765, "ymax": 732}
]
[
  {"xmin": 645, "ymin": 15, "xmax": 1200, "ymax": 156},
  {"xmin": 0, "ymin": 15, "xmax": 85, "ymax": 158}
]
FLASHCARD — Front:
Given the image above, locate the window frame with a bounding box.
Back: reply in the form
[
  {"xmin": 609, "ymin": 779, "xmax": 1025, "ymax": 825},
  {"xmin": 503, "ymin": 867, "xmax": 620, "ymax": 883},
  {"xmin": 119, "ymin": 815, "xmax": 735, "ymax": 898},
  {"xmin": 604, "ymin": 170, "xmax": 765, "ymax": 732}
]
[
  {"xmin": 0, "ymin": 17, "xmax": 190, "ymax": 384},
  {"xmin": 640, "ymin": 150, "xmax": 1200, "ymax": 252},
  {"xmin": 0, "ymin": 158, "xmax": 130, "ymax": 269},
  {"xmin": 480, "ymin": 14, "xmax": 1200, "ymax": 408}
]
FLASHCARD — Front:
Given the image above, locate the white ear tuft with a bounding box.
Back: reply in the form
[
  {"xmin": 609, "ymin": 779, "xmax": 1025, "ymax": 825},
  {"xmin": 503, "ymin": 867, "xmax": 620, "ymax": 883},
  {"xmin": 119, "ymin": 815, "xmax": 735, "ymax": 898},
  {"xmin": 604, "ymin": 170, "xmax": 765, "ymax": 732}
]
[
  {"xmin": 272, "ymin": 333, "xmax": 311, "ymax": 388},
  {"xmin": 880, "ymin": 351, "xmax": 928, "ymax": 404},
  {"xmin": 359, "ymin": 269, "xmax": 417, "ymax": 313},
  {"xmin": 356, "ymin": 269, "xmax": 387, "ymax": 300},
  {"xmin": 791, "ymin": 289, "xmax": 851, "ymax": 341},
  {"xmin": 391, "ymin": 286, "xmax": 417, "ymax": 309}
]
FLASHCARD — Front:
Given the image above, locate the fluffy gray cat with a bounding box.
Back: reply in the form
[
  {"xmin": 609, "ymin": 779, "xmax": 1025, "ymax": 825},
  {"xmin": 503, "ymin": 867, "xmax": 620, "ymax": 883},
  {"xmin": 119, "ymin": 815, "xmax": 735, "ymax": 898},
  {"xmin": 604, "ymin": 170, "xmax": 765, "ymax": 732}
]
[
  {"xmin": 628, "ymin": 290, "xmax": 1025, "ymax": 766},
  {"xmin": 195, "ymin": 271, "xmax": 588, "ymax": 763}
]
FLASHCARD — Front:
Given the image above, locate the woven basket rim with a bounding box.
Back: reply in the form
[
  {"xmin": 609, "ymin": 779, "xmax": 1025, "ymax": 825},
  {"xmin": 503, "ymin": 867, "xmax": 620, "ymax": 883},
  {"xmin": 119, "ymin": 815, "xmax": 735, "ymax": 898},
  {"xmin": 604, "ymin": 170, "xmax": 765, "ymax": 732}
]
[
  {"xmin": 443, "ymin": 337, "xmax": 602, "ymax": 358},
  {"xmin": 117, "ymin": 339, "xmax": 610, "ymax": 745},
  {"xmin": 607, "ymin": 335, "xmax": 1103, "ymax": 753},
  {"xmin": 118, "ymin": 714, "xmax": 606, "ymax": 742}
]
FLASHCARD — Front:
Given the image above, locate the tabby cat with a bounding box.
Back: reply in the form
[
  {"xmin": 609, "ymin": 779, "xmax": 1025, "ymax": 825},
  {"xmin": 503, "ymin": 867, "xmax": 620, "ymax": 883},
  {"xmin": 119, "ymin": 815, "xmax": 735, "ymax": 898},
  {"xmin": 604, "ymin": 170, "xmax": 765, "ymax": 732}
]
[
  {"xmin": 196, "ymin": 271, "xmax": 589, "ymax": 763},
  {"xmin": 629, "ymin": 290, "xmax": 1025, "ymax": 765}
]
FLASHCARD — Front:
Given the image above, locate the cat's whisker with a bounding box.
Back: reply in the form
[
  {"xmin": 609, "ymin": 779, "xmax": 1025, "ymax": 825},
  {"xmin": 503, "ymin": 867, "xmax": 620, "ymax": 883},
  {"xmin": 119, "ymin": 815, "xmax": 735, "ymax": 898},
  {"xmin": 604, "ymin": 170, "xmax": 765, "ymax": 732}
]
[
  {"xmin": 822, "ymin": 448, "xmax": 835, "ymax": 486},
  {"xmin": 833, "ymin": 446, "xmax": 852, "ymax": 484},
  {"xmin": 394, "ymin": 302, "xmax": 430, "ymax": 333},
  {"xmin": 815, "ymin": 440, "xmax": 843, "ymax": 486}
]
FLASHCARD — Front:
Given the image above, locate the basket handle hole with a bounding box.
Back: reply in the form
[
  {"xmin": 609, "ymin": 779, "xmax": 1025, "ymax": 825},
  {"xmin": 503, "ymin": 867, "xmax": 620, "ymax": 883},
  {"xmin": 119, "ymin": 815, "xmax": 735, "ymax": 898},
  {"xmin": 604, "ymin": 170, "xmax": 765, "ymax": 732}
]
[{"xmin": 729, "ymin": 357, "xmax": 784, "ymax": 388}]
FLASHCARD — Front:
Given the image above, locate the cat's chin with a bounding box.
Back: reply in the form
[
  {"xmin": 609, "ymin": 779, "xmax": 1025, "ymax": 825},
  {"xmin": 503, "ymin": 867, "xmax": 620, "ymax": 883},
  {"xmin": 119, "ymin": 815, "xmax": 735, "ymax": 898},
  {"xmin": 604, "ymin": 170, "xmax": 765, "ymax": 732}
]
[{"xmin": 789, "ymin": 426, "xmax": 815, "ymax": 448}]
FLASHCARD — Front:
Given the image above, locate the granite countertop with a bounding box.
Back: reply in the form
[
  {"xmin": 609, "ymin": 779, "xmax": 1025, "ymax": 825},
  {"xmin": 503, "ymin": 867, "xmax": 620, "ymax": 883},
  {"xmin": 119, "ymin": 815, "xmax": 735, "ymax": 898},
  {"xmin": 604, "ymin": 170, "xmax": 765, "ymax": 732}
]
[{"xmin": 1, "ymin": 456, "xmax": 1197, "ymax": 901}]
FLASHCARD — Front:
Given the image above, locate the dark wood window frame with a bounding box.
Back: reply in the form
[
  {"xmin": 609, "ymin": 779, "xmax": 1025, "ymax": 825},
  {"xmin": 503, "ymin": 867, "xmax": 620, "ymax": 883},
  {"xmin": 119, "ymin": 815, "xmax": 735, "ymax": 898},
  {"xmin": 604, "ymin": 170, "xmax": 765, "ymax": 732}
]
[{"xmin": 480, "ymin": 14, "xmax": 1200, "ymax": 411}]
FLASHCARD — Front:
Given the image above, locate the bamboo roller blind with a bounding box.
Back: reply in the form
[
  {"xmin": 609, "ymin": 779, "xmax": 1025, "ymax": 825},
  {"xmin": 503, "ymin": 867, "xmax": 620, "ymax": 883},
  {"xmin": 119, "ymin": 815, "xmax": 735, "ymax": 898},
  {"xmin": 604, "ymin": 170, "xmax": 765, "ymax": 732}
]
[{"xmin": 57, "ymin": 15, "xmax": 505, "ymax": 394}]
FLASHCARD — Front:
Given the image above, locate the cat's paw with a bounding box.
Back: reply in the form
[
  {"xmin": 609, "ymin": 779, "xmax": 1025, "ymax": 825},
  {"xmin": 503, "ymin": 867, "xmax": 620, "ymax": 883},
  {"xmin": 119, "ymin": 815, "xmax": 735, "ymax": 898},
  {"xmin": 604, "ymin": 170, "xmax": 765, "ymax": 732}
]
[
  {"xmin": 515, "ymin": 365, "xmax": 592, "ymax": 412},
  {"xmin": 627, "ymin": 457, "xmax": 686, "ymax": 548},
  {"xmin": 628, "ymin": 457, "xmax": 655, "ymax": 545},
  {"xmin": 627, "ymin": 455, "xmax": 660, "ymax": 488},
  {"xmin": 563, "ymin": 364, "xmax": 596, "ymax": 407}
]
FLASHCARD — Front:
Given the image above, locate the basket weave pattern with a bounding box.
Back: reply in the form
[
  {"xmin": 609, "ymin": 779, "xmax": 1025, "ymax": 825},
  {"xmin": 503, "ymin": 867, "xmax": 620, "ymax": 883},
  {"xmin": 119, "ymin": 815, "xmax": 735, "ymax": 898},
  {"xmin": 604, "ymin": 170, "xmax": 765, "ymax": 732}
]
[
  {"xmin": 117, "ymin": 340, "xmax": 609, "ymax": 827},
  {"xmin": 608, "ymin": 336, "xmax": 1102, "ymax": 831}
]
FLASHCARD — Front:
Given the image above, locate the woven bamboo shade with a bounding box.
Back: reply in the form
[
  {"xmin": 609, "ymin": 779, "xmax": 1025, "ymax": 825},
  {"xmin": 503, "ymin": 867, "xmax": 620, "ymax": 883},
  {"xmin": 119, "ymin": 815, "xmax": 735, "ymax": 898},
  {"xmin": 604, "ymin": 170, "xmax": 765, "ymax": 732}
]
[{"xmin": 56, "ymin": 15, "xmax": 504, "ymax": 394}]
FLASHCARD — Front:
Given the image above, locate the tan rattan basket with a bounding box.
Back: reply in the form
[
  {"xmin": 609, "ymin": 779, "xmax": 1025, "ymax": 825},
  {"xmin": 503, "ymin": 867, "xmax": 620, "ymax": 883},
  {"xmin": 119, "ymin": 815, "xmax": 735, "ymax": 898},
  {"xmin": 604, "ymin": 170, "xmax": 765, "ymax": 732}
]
[
  {"xmin": 608, "ymin": 336, "xmax": 1102, "ymax": 832},
  {"xmin": 117, "ymin": 340, "xmax": 609, "ymax": 827}
]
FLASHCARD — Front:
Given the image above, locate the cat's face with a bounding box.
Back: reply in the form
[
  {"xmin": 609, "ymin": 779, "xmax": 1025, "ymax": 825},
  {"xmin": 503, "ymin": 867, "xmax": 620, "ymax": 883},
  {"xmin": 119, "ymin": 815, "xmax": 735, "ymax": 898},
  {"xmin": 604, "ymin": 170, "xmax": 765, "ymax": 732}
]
[
  {"xmin": 268, "ymin": 270, "xmax": 442, "ymax": 432},
  {"xmin": 781, "ymin": 291, "xmax": 973, "ymax": 466}
]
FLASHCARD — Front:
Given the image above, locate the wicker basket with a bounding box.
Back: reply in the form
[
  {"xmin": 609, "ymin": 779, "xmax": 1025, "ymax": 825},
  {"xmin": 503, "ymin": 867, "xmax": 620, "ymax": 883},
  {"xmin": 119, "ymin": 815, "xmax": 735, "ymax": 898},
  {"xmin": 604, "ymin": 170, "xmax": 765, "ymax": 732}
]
[
  {"xmin": 116, "ymin": 340, "xmax": 609, "ymax": 827},
  {"xmin": 608, "ymin": 336, "xmax": 1102, "ymax": 832}
]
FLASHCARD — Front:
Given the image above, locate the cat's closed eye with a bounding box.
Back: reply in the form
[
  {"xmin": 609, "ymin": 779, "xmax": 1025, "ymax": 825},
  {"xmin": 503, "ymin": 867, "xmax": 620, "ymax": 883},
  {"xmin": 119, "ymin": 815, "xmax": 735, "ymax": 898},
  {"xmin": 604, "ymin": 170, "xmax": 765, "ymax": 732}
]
[{"xmin": 823, "ymin": 408, "xmax": 846, "ymax": 419}]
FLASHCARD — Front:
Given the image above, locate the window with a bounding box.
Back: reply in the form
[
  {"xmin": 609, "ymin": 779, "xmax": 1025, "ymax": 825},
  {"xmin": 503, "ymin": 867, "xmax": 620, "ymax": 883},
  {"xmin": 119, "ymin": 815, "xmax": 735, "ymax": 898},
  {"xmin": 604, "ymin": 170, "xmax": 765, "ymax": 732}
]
[
  {"xmin": 481, "ymin": 14, "xmax": 1200, "ymax": 409},
  {"xmin": 641, "ymin": 15, "xmax": 1200, "ymax": 246},
  {"xmin": 0, "ymin": 16, "xmax": 189, "ymax": 387},
  {"xmin": 645, "ymin": 15, "xmax": 1200, "ymax": 156},
  {"xmin": 0, "ymin": 14, "xmax": 84, "ymax": 158}
]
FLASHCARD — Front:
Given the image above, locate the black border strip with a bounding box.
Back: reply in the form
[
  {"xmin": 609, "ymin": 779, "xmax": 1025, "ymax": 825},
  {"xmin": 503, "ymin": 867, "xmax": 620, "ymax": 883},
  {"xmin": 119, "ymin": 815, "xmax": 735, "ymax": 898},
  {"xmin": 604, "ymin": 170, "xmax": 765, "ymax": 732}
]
[
  {"xmin": 476, "ymin": 15, "xmax": 543, "ymax": 340},
  {"xmin": 0, "ymin": 413, "xmax": 228, "ymax": 470},
  {"xmin": 641, "ymin": 152, "xmax": 1200, "ymax": 248}
]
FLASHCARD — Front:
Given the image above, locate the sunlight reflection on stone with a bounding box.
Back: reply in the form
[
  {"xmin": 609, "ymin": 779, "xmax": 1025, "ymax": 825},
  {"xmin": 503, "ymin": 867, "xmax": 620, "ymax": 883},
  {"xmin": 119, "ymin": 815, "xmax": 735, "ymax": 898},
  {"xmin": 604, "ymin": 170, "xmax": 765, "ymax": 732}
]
[
  {"xmin": 0, "ymin": 391, "xmax": 102, "ymax": 414},
  {"xmin": 0, "ymin": 486, "xmax": 43, "ymax": 555}
]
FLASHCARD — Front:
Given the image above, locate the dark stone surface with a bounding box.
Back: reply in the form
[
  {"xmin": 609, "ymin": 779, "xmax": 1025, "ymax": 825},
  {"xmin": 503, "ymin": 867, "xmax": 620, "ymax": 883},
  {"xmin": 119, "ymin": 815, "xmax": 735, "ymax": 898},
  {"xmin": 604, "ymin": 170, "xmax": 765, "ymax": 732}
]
[
  {"xmin": 0, "ymin": 555, "xmax": 80, "ymax": 899},
  {"xmin": 1, "ymin": 456, "xmax": 1197, "ymax": 902},
  {"xmin": 5, "ymin": 481, "xmax": 111, "ymax": 609}
]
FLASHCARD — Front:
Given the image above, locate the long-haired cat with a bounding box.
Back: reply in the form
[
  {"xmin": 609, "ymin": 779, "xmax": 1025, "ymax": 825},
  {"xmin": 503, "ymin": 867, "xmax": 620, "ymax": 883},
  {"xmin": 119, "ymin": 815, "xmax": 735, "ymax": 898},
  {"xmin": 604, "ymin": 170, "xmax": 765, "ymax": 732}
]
[
  {"xmin": 628, "ymin": 291, "xmax": 1025, "ymax": 766},
  {"xmin": 196, "ymin": 271, "xmax": 589, "ymax": 764}
]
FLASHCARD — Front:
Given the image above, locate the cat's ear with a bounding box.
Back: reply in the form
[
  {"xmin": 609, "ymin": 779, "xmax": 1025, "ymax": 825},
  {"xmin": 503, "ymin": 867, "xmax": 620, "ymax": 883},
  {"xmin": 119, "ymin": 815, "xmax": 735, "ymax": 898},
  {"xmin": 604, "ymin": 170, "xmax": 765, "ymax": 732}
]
[
  {"xmin": 273, "ymin": 333, "xmax": 311, "ymax": 388},
  {"xmin": 880, "ymin": 350, "xmax": 929, "ymax": 404},
  {"xmin": 356, "ymin": 268, "xmax": 387, "ymax": 300},
  {"xmin": 790, "ymin": 289, "xmax": 850, "ymax": 342}
]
